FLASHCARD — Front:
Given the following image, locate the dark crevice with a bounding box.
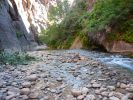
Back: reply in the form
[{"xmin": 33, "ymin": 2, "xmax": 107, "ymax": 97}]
[{"xmin": 8, "ymin": 0, "xmax": 19, "ymax": 21}]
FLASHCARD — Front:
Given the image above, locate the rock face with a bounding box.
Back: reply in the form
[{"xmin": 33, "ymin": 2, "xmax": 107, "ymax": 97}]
[
  {"xmin": 87, "ymin": 0, "xmax": 133, "ymax": 54},
  {"xmin": 70, "ymin": 37, "xmax": 83, "ymax": 49},
  {"xmin": 0, "ymin": 0, "xmax": 50, "ymax": 51},
  {"xmin": 103, "ymin": 41, "xmax": 133, "ymax": 54},
  {"xmin": 88, "ymin": 31, "xmax": 133, "ymax": 54}
]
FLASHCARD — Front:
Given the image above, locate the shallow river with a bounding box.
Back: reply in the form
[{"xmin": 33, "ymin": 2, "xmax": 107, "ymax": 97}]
[{"xmin": 50, "ymin": 49, "xmax": 133, "ymax": 70}]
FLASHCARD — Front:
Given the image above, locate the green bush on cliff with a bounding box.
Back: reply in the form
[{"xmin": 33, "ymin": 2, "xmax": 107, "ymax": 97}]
[
  {"xmin": 83, "ymin": 0, "xmax": 133, "ymax": 43},
  {"xmin": 85, "ymin": 0, "xmax": 133, "ymax": 31},
  {"xmin": 122, "ymin": 30, "xmax": 133, "ymax": 43}
]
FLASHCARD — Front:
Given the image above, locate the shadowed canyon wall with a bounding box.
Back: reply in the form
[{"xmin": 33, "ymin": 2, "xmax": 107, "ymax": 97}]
[{"xmin": 0, "ymin": 0, "xmax": 50, "ymax": 51}]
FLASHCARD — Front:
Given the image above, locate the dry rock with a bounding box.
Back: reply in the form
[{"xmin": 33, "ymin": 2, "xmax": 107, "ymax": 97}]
[
  {"xmin": 27, "ymin": 74, "xmax": 38, "ymax": 81},
  {"xmin": 86, "ymin": 94, "xmax": 95, "ymax": 100},
  {"xmin": 22, "ymin": 82, "xmax": 31, "ymax": 88},
  {"xmin": 120, "ymin": 83, "xmax": 127, "ymax": 89},
  {"xmin": 71, "ymin": 89, "xmax": 82, "ymax": 97},
  {"xmin": 20, "ymin": 88, "xmax": 30, "ymax": 95},
  {"xmin": 109, "ymin": 96, "xmax": 120, "ymax": 100},
  {"xmin": 77, "ymin": 95, "xmax": 84, "ymax": 100},
  {"xmin": 82, "ymin": 87, "xmax": 89, "ymax": 94},
  {"xmin": 92, "ymin": 83, "xmax": 101, "ymax": 88}
]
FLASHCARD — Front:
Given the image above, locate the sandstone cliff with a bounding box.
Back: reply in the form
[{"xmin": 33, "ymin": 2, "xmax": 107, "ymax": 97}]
[{"xmin": 0, "ymin": 0, "xmax": 49, "ymax": 51}]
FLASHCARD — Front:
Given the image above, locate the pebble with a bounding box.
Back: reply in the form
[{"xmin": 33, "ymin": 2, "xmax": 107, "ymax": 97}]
[
  {"xmin": 107, "ymin": 86, "xmax": 115, "ymax": 91},
  {"xmin": 126, "ymin": 87, "xmax": 133, "ymax": 92},
  {"xmin": 71, "ymin": 89, "xmax": 82, "ymax": 97},
  {"xmin": 66, "ymin": 95, "xmax": 75, "ymax": 100},
  {"xmin": 116, "ymin": 82, "xmax": 120, "ymax": 88},
  {"xmin": 120, "ymin": 83, "xmax": 127, "ymax": 89},
  {"xmin": 109, "ymin": 96, "xmax": 120, "ymax": 100},
  {"xmin": 56, "ymin": 77, "xmax": 63, "ymax": 82},
  {"xmin": 6, "ymin": 94, "xmax": 16, "ymax": 100},
  {"xmin": 121, "ymin": 95, "xmax": 129, "ymax": 100},
  {"xmin": 86, "ymin": 94, "xmax": 95, "ymax": 100},
  {"xmin": 82, "ymin": 87, "xmax": 89, "ymax": 94},
  {"xmin": 128, "ymin": 93, "xmax": 133, "ymax": 99},
  {"xmin": 87, "ymin": 84, "xmax": 92, "ymax": 88},
  {"xmin": 20, "ymin": 88, "xmax": 30, "ymax": 95},
  {"xmin": 22, "ymin": 82, "xmax": 31, "ymax": 88},
  {"xmin": 19, "ymin": 95, "xmax": 29, "ymax": 100},
  {"xmin": 43, "ymin": 96, "xmax": 49, "ymax": 100},
  {"xmin": 91, "ymin": 80, "xmax": 96, "ymax": 84},
  {"xmin": 101, "ymin": 91, "xmax": 109, "ymax": 96},
  {"xmin": 99, "ymin": 87, "xmax": 107, "ymax": 92},
  {"xmin": 95, "ymin": 90, "xmax": 101, "ymax": 94},
  {"xmin": 29, "ymin": 92, "xmax": 39, "ymax": 99},
  {"xmin": 77, "ymin": 95, "xmax": 84, "ymax": 100},
  {"xmin": 50, "ymin": 89, "xmax": 56, "ymax": 93},
  {"xmin": 92, "ymin": 83, "xmax": 101, "ymax": 88},
  {"xmin": 27, "ymin": 74, "xmax": 37, "ymax": 81},
  {"xmin": 0, "ymin": 83, "xmax": 3, "ymax": 88},
  {"xmin": 109, "ymin": 92, "xmax": 124, "ymax": 99}
]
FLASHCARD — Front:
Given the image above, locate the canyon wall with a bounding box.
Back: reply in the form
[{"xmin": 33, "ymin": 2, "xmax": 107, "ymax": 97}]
[{"xmin": 0, "ymin": 0, "xmax": 50, "ymax": 51}]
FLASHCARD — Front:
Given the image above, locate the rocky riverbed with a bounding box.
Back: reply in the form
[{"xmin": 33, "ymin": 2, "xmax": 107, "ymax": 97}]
[{"xmin": 0, "ymin": 50, "xmax": 133, "ymax": 100}]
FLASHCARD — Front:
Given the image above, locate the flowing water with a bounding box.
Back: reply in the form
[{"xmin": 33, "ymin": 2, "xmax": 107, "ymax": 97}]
[
  {"xmin": 64, "ymin": 49, "xmax": 133, "ymax": 70},
  {"xmin": 41, "ymin": 49, "xmax": 133, "ymax": 89}
]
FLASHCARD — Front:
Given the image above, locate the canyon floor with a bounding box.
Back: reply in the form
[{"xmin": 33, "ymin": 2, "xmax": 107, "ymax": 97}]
[{"xmin": 0, "ymin": 50, "xmax": 133, "ymax": 100}]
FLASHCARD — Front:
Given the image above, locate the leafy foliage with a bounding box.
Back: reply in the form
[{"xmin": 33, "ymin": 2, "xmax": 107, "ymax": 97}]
[
  {"xmin": 40, "ymin": 0, "xmax": 88, "ymax": 49},
  {"xmin": 0, "ymin": 52, "xmax": 35, "ymax": 65},
  {"xmin": 16, "ymin": 30, "xmax": 22, "ymax": 38},
  {"xmin": 82, "ymin": 0, "xmax": 133, "ymax": 43},
  {"xmin": 40, "ymin": 0, "xmax": 133, "ymax": 49},
  {"xmin": 48, "ymin": 0, "xmax": 70, "ymax": 23},
  {"xmin": 84, "ymin": 0, "xmax": 133, "ymax": 32}
]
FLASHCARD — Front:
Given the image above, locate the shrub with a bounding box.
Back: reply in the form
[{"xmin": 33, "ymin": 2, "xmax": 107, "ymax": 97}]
[
  {"xmin": 40, "ymin": 0, "xmax": 88, "ymax": 49},
  {"xmin": 0, "ymin": 52, "xmax": 35, "ymax": 65},
  {"xmin": 122, "ymin": 30, "xmax": 133, "ymax": 43}
]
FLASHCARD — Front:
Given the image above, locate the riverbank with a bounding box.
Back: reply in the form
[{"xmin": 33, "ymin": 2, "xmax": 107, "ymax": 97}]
[{"xmin": 0, "ymin": 50, "xmax": 133, "ymax": 100}]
